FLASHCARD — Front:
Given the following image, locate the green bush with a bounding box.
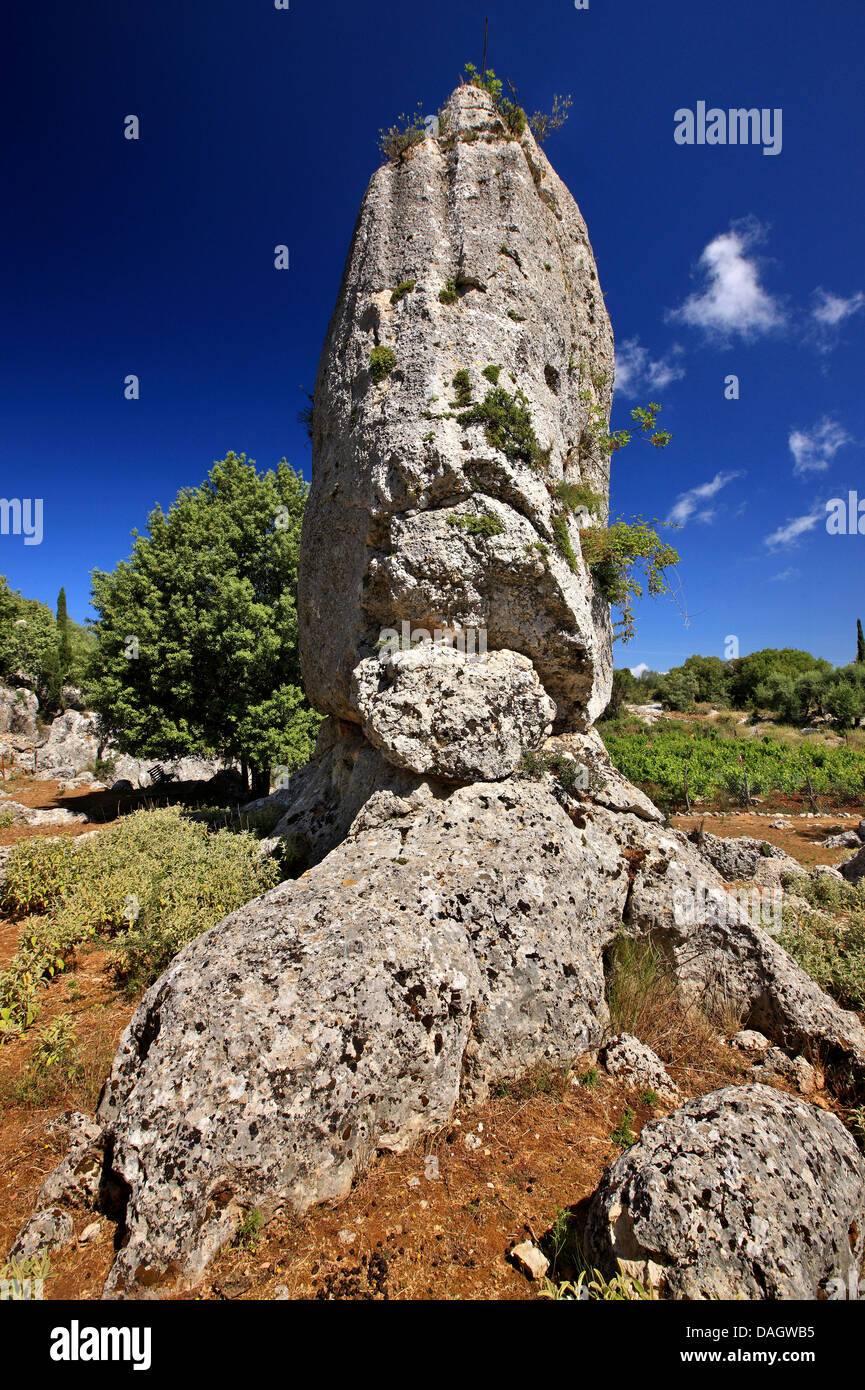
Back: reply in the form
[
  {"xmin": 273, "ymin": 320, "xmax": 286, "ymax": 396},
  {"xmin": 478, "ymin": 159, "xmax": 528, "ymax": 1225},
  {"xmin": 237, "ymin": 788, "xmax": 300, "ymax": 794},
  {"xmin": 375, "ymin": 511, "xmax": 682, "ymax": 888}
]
[
  {"xmin": 451, "ymin": 369, "xmax": 473, "ymax": 407},
  {"xmin": 369, "ymin": 346, "xmax": 396, "ymax": 384},
  {"xmin": 553, "ymin": 480, "xmax": 604, "ymax": 516},
  {"xmin": 551, "ymin": 513, "xmax": 579, "ymax": 573},
  {"xmin": 457, "ymin": 386, "xmax": 544, "ymax": 467},
  {"xmin": 2, "ymin": 837, "xmax": 83, "ymax": 918},
  {"xmin": 378, "ymin": 104, "xmax": 426, "ymax": 163},
  {"xmin": 438, "ymin": 279, "xmax": 458, "ymax": 305},
  {"xmin": 15, "ymin": 1014, "xmax": 81, "ymax": 1103},
  {"xmin": 0, "ymin": 808, "xmax": 281, "ymax": 1028},
  {"xmin": 777, "ymin": 874, "xmax": 865, "ymax": 1009},
  {"xmin": 390, "ymin": 280, "xmax": 415, "ymax": 305},
  {"xmin": 581, "ymin": 520, "xmax": 679, "ymax": 643}
]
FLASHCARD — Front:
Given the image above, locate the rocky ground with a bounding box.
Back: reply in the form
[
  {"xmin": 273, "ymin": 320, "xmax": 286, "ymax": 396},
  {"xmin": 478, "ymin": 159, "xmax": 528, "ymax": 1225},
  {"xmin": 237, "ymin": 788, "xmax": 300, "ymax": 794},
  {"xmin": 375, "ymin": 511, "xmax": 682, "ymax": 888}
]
[{"xmin": 2, "ymin": 789, "xmax": 862, "ymax": 1301}]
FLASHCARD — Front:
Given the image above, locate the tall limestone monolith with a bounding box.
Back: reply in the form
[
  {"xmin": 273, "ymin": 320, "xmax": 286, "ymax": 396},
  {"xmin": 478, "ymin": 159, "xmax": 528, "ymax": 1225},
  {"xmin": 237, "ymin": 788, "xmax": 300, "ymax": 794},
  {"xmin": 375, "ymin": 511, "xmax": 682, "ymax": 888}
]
[{"xmin": 299, "ymin": 82, "xmax": 615, "ymax": 768}]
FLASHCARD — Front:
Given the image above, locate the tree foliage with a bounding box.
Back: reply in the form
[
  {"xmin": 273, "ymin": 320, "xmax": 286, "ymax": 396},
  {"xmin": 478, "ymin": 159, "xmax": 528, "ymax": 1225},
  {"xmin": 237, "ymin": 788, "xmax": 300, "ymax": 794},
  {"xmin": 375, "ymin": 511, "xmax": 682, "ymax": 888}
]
[{"xmin": 88, "ymin": 452, "xmax": 320, "ymax": 794}]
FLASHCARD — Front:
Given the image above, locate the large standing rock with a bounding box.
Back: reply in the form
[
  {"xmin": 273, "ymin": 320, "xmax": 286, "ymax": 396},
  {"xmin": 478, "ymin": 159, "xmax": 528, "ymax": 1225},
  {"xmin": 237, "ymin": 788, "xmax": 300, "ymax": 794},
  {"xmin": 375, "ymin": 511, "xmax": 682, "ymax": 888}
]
[
  {"xmin": 94, "ymin": 778, "xmax": 627, "ymax": 1296},
  {"xmin": 299, "ymin": 83, "xmax": 615, "ymax": 744},
  {"xmin": 584, "ymin": 1085, "xmax": 865, "ymax": 1300},
  {"xmin": 35, "ymin": 709, "xmax": 102, "ymax": 778}
]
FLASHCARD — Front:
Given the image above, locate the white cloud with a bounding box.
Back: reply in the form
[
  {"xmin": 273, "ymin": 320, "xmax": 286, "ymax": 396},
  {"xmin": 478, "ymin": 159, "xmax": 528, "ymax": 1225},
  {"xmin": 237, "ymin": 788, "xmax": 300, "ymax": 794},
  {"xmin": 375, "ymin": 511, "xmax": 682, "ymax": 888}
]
[
  {"xmin": 769, "ymin": 566, "xmax": 799, "ymax": 582},
  {"xmin": 764, "ymin": 505, "xmax": 824, "ymax": 550},
  {"xmin": 811, "ymin": 287, "xmax": 865, "ymax": 327},
  {"xmin": 614, "ymin": 338, "xmax": 685, "ymax": 397},
  {"xmin": 669, "ymin": 219, "xmax": 785, "ymax": 340},
  {"xmin": 788, "ymin": 417, "xmax": 851, "ymax": 476},
  {"xmin": 666, "ymin": 470, "xmax": 744, "ymax": 527},
  {"xmin": 629, "ymin": 662, "xmax": 650, "ymax": 678}
]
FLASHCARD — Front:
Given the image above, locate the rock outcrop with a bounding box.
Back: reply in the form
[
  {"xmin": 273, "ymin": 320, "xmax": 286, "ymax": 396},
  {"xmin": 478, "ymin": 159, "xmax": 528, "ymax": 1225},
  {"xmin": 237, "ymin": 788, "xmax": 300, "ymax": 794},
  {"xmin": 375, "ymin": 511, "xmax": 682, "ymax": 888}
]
[
  {"xmin": 584, "ymin": 1085, "xmax": 865, "ymax": 1300},
  {"xmin": 0, "ymin": 684, "xmax": 39, "ymax": 738},
  {"xmin": 62, "ymin": 739, "xmax": 865, "ymax": 1297}
]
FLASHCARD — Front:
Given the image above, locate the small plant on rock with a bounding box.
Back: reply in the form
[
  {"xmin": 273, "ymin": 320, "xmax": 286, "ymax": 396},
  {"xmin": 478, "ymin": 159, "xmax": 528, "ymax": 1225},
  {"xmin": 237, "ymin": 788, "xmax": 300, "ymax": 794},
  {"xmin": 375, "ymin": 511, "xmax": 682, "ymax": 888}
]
[
  {"xmin": 390, "ymin": 280, "xmax": 415, "ymax": 305},
  {"xmin": 378, "ymin": 104, "xmax": 426, "ymax": 163},
  {"xmin": 446, "ymin": 511, "xmax": 505, "ymax": 539},
  {"xmin": 438, "ymin": 279, "xmax": 459, "ymax": 305},
  {"xmin": 451, "ymin": 368, "xmax": 473, "ymax": 407},
  {"xmin": 457, "ymin": 386, "xmax": 544, "ymax": 468},
  {"xmin": 369, "ymin": 345, "xmax": 396, "ymax": 384}
]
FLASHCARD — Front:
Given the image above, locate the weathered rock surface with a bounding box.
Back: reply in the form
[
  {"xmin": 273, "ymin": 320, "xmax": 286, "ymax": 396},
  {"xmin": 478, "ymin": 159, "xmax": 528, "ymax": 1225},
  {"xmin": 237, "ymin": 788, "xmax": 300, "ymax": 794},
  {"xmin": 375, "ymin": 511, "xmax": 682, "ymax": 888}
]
[
  {"xmin": 584, "ymin": 1085, "xmax": 865, "ymax": 1300},
  {"xmin": 0, "ymin": 684, "xmax": 39, "ymax": 737},
  {"xmin": 822, "ymin": 818, "xmax": 865, "ymax": 852},
  {"xmin": 351, "ymin": 645, "xmax": 555, "ymax": 780},
  {"xmin": 94, "ymin": 778, "xmax": 626, "ymax": 1296},
  {"xmin": 689, "ymin": 830, "xmax": 799, "ymax": 883},
  {"xmin": 299, "ymin": 83, "xmax": 615, "ymax": 744},
  {"xmin": 839, "ymin": 843, "xmax": 865, "ymax": 884},
  {"xmin": 600, "ymin": 1034, "xmax": 679, "ymax": 1102},
  {"xmin": 752, "ymin": 1046, "xmax": 821, "ymax": 1097},
  {"xmin": 8, "ymin": 1208, "xmax": 73, "ymax": 1263}
]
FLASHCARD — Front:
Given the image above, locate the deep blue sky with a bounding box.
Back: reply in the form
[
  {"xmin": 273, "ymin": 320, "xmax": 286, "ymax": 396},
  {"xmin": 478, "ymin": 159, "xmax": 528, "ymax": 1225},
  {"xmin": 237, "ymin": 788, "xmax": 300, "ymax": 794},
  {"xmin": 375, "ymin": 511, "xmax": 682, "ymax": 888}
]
[{"xmin": 3, "ymin": 0, "xmax": 863, "ymax": 672}]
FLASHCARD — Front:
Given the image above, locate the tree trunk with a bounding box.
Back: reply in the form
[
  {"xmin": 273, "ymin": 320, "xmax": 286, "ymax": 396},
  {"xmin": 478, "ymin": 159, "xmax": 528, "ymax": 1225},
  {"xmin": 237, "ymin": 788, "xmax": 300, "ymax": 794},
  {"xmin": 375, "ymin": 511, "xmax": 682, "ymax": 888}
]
[{"xmin": 250, "ymin": 766, "xmax": 271, "ymax": 799}]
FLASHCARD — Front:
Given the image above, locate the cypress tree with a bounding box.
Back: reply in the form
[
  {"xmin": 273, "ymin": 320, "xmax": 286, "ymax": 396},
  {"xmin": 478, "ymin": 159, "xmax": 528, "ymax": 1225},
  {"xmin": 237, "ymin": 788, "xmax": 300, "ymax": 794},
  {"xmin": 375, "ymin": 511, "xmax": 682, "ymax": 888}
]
[{"xmin": 56, "ymin": 587, "xmax": 72, "ymax": 681}]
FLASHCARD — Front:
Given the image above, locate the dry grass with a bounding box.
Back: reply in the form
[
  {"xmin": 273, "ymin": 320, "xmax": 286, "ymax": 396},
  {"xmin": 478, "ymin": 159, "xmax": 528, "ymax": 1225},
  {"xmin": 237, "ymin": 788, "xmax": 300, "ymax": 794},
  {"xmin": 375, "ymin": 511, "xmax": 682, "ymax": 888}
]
[{"xmin": 605, "ymin": 935, "xmax": 729, "ymax": 1065}]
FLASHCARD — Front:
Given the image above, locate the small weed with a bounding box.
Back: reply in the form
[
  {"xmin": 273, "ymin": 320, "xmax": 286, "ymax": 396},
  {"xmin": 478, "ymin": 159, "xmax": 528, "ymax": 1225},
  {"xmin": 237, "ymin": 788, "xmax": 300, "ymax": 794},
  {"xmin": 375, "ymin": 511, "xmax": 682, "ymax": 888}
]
[
  {"xmin": 610, "ymin": 1106, "xmax": 636, "ymax": 1149},
  {"xmin": 438, "ymin": 279, "xmax": 458, "ymax": 306},
  {"xmin": 446, "ymin": 512, "xmax": 505, "ymax": 539},
  {"xmin": 390, "ymin": 279, "xmax": 415, "ymax": 305},
  {"xmin": 234, "ymin": 1207, "xmax": 264, "ymax": 1252}
]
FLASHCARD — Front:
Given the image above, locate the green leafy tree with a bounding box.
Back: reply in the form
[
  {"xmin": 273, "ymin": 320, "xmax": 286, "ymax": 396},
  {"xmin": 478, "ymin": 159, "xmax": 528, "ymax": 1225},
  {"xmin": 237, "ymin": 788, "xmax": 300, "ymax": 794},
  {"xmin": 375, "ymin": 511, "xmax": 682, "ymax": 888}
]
[
  {"xmin": 824, "ymin": 680, "xmax": 864, "ymax": 734},
  {"xmin": 857, "ymin": 618, "xmax": 865, "ymax": 664},
  {"xmin": 727, "ymin": 648, "xmax": 831, "ymax": 710},
  {"xmin": 677, "ymin": 655, "xmax": 730, "ymax": 705},
  {"xmin": 655, "ymin": 667, "xmax": 700, "ymax": 713},
  {"xmin": 0, "ymin": 577, "xmax": 61, "ymax": 710},
  {"xmin": 88, "ymin": 453, "xmax": 320, "ymax": 796}
]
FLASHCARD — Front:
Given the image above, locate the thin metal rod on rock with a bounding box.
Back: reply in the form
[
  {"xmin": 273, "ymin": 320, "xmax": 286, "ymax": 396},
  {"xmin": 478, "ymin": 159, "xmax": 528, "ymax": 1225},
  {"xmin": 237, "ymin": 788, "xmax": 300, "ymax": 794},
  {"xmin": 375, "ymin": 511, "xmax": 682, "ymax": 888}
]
[{"xmin": 481, "ymin": 17, "xmax": 488, "ymax": 82}]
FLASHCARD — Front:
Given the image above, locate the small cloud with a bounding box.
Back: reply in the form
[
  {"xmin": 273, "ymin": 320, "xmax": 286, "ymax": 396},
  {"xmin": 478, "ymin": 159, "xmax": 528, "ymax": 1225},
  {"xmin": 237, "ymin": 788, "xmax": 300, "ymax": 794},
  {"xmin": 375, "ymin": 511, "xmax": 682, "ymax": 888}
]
[
  {"xmin": 668, "ymin": 218, "xmax": 785, "ymax": 341},
  {"xmin": 667, "ymin": 470, "xmax": 744, "ymax": 527},
  {"xmin": 769, "ymin": 566, "xmax": 799, "ymax": 582},
  {"xmin": 764, "ymin": 505, "xmax": 824, "ymax": 550},
  {"xmin": 629, "ymin": 662, "xmax": 650, "ymax": 678},
  {"xmin": 809, "ymin": 287, "xmax": 865, "ymax": 352},
  {"xmin": 811, "ymin": 287, "xmax": 865, "ymax": 327},
  {"xmin": 788, "ymin": 417, "xmax": 851, "ymax": 477},
  {"xmin": 614, "ymin": 338, "xmax": 685, "ymax": 398}
]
